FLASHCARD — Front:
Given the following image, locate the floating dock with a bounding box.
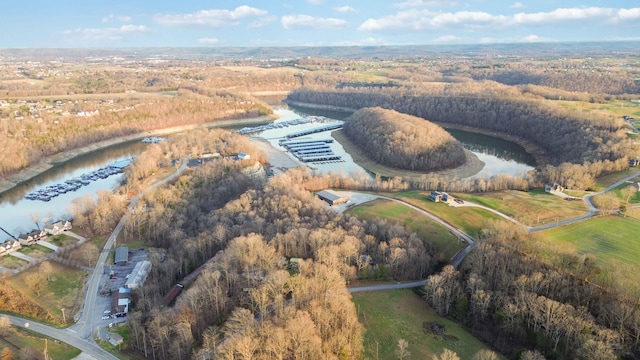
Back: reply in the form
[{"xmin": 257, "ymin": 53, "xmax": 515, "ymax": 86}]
[{"xmin": 285, "ymin": 122, "xmax": 344, "ymax": 139}]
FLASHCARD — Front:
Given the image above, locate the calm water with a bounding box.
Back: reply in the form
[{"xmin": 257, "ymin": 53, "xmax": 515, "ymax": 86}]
[
  {"xmin": 0, "ymin": 103, "xmax": 536, "ymax": 240},
  {"xmin": 276, "ymin": 104, "xmax": 535, "ymax": 178},
  {"xmin": 0, "ymin": 141, "xmax": 146, "ymax": 238}
]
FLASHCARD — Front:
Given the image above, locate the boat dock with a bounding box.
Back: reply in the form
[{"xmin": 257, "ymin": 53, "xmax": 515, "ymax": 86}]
[{"xmin": 285, "ymin": 122, "xmax": 344, "ymax": 139}]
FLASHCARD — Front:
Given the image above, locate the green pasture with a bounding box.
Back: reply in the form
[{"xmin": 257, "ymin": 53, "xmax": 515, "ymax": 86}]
[
  {"xmin": 534, "ymin": 216, "xmax": 640, "ymax": 267},
  {"xmin": 347, "ymin": 199, "xmax": 465, "ymax": 260},
  {"xmin": 390, "ymin": 191, "xmax": 505, "ymax": 237},
  {"xmin": 352, "ymin": 289, "xmax": 504, "ymax": 360},
  {"xmin": 452, "ymin": 189, "xmax": 586, "ymax": 226}
]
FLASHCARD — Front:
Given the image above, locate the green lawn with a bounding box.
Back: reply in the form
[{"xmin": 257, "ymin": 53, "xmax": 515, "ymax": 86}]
[
  {"xmin": 47, "ymin": 233, "xmax": 78, "ymax": 247},
  {"xmin": 390, "ymin": 191, "xmax": 505, "ymax": 237},
  {"xmin": 595, "ymin": 168, "xmax": 640, "ymax": 190},
  {"xmin": 19, "ymin": 244, "xmax": 54, "ymax": 258},
  {"xmin": 352, "ymin": 289, "xmax": 504, "ymax": 360},
  {"xmin": 347, "ymin": 199, "xmax": 465, "ymax": 260},
  {"xmin": 609, "ymin": 176, "xmax": 640, "ymax": 205},
  {"xmin": 534, "ymin": 216, "xmax": 640, "ymax": 267},
  {"xmin": 0, "ymin": 327, "xmax": 81, "ymax": 359},
  {"xmin": 452, "ymin": 189, "xmax": 586, "ymax": 226}
]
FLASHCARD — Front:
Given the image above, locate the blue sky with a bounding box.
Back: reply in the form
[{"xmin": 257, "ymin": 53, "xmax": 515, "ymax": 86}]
[{"xmin": 2, "ymin": 1, "xmax": 639, "ymax": 48}]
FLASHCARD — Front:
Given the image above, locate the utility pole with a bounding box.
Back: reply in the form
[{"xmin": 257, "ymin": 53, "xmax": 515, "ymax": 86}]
[{"xmin": 61, "ymin": 308, "xmax": 66, "ymax": 324}]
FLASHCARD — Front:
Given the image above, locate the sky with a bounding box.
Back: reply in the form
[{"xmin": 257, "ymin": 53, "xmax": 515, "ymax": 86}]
[{"xmin": 1, "ymin": 1, "xmax": 639, "ymax": 48}]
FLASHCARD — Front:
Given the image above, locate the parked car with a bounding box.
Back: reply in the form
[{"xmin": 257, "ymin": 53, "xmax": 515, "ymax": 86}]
[
  {"xmin": 103, "ymin": 310, "xmax": 111, "ymax": 314},
  {"xmin": 101, "ymin": 315, "xmax": 110, "ymax": 320}
]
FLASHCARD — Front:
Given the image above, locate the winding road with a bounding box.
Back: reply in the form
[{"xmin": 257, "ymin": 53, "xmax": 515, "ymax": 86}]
[{"xmin": 5, "ymin": 159, "xmax": 188, "ymax": 360}]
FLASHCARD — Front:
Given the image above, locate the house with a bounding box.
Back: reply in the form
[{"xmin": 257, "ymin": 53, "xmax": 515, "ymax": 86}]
[
  {"xmin": 114, "ymin": 246, "xmax": 129, "ymax": 266},
  {"xmin": 428, "ymin": 191, "xmax": 443, "ymax": 202},
  {"xmin": 0, "ymin": 240, "xmax": 22, "ymax": 256},
  {"xmin": 316, "ymin": 190, "xmax": 349, "ymax": 206},
  {"xmin": 545, "ymin": 183, "xmax": 565, "ymax": 193},
  {"xmin": 112, "ymin": 287, "xmax": 132, "ymax": 317},
  {"xmin": 629, "ymin": 159, "xmax": 639, "ymax": 167},
  {"xmin": 19, "ymin": 229, "xmax": 47, "ymax": 246},
  {"xmin": 237, "ymin": 152, "xmax": 251, "ymax": 160},
  {"xmin": 44, "ymin": 221, "xmax": 72, "ymax": 236}
]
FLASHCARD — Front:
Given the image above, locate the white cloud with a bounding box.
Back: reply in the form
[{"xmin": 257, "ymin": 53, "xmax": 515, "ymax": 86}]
[
  {"xmin": 359, "ymin": 7, "xmax": 640, "ymax": 32},
  {"xmin": 154, "ymin": 6, "xmax": 268, "ymax": 27},
  {"xmin": 198, "ymin": 38, "xmax": 220, "ymax": 44},
  {"xmin": 62, "ymin": 25, "xmax": 149, "ymax": 41},
  {"xmin": 334, "ymin": 6, "xmax": 358, "ymax": 14},
  {"xmin": 102, "ymin": 14, "xmax": 132, "ymax": 23},
  {"xmin": 333, "ymin": 37, "xmax": 387, "ymax": 46},
  {"xmin": 282, "ymin": 15, "xmax": 348, "ymax": 30},
  {"xmin": 510, "ymin": 2, "xmax": 525, "ymax": 9},
  {"xmin": 478, "ymin": 35, "xmax": 556, "ymax": 44},
  {"xmin": 307, "ymin": 0, "xmax": 325, "ymax": 4},
  {"xmin": 394, "ymin": 0, "xmax": 457, "ymax": 9}
]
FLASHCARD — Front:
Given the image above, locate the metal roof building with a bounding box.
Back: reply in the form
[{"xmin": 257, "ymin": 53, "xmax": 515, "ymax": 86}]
[
  {"xmin": 114, "ymin": 246, "xmax": 129, "ymax": 266},
  {"xmin": 316, "ymin": 190, "xmax": 349, "ymax": 206}
]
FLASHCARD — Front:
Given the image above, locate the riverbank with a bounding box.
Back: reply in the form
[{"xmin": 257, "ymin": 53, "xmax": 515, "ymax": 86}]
[
  {"xmin": 0, "ymin": 115, "xmax": 275, "ymax": 196},
  {"xmin": 332, "ymin": 130, "xmax": 484, "ymax": 180},
  {"xmin": 284, "ymin": 99, "xmax": 550, "ymax": 167}
]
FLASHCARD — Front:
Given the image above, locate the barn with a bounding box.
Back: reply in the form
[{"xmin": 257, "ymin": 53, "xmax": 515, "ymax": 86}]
[{"xmin": 316, "ymin": 190, "xmax": 349, "ymax": 206}]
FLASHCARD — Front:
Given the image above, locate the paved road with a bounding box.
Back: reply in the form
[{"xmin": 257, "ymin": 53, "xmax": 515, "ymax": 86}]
[
  {"xmin": 5, "ymin": 159, "xmax": 188, "ymax": 360},
  {"xmin": 6, "ymin": 315, "xmax": 117, "ymax": 360}
]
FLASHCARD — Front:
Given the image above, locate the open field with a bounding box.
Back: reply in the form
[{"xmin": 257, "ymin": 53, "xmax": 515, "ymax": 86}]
[
  {"xmin": 389, "ymin": 191, "xmax": 506, "ymax": 237},
  {"xmin": 352, "ymin": 289, "xmax": 503, "ymax": 360},
  {"xmin": 347, "ymin": 199, "xmax": 465, "ymax": 260},
  {"xmin": 6, "ymin": 261, "xmax": 87, "ymax": 324},
  {"xmin": 19, "ymin": 244, "xmax": 54, "ymax": 258},
  {"xmin": 594, "ymin": 167, "xmax": 640, "ymax": 190},
  {"xmin": 0, "ymin": 327, "xmax": 81, "ymax": 359},
  {"xmin": 452, "ymin": 189, "xmax": 586, "ymax": 226},
  {"xmin": 0, "ymin": 255, "xmax": 28, "ymax": 270},
  {"xmin": 533, "ymin": 216, "xmax": 640, "ymax": 267},
  {"xmin": 609, "ymin": 176, "xmax": 640, "ymax": 205},
  {"xmin": 47, "ymin": 233, "xmax": 79, "ymax": 247}
]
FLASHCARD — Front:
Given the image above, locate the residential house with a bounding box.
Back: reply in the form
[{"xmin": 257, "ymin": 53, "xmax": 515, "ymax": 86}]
[
  {"xmin": 545, "ymin": 183, "xmax": 565, "ymax": 193},
  {"xmin": 429, "ymin": 191, "xmax": 443, "ymax": 202},
  {"xmin": 19, "ymin": 229, "xmax": 47, "ymax": 246},
  {"xmin": 44, "ymin": 221, "xmax": 72, "ymax": 236}
]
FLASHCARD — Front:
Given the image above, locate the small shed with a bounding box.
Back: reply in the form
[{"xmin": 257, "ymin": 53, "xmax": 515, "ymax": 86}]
[
  {"xmin": 316, "ymin": 190, "xmax": 348, "ymax": 206},
  {"xmin": 114, "ymin": 246, "xmax": 129, "ymax": 266}
]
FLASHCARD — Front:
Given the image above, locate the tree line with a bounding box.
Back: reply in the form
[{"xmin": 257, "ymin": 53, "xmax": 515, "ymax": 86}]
[
  {"xmin": 344, "ymin": 107, "xmax": 466, "ymax": 172},
  {"xmin": 420, "ymin": 221, "xmax": 640, "ymax": 359},
  {"xmin": 287, "ymin": 85, "xmax": 639, "ymax": 190}
]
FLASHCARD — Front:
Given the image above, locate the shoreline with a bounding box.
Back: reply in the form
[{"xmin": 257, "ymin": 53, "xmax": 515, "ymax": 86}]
[
  {"xmin": 284, "ymin": 99, "xmax": 549, "ymax": 167},
  {"xmin": 0, "ymin": 115, "xmax": 275, "ymax": 196}
]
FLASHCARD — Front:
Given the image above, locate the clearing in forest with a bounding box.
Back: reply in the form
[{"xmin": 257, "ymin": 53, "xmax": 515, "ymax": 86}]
[{"xmin": 352, "ymin": 289, "xmax": 505, "ymax": 360}]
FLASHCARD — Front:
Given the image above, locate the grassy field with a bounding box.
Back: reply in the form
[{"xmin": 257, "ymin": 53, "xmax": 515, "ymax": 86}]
[
  {"xmin": 19, "ymin": 244, "xmax": 54, "ymax": 258},
  {"xmin": 609, "ymin": 176, "xmax": 640, "ymax": 205},
  {"xmin": 352, "ymin": 289, "xmax": 503, "ymax": 360},
  {"xmin": 452, "ymin": 189, "xmax": 586, "ymax": 226},
  {"xmin": 47, "ymin": 233, "xmax": 79, "ymax": 247},
  {"xmin": 390, "ymin": 191, "xmax": 506, "ymax": 237},
  {"xmin": 347, "ymin": 199, "xmax": 465, "ymax": 260},
  {"xmin": 533, "ymin": 216, "xmax": 640, "ymax": 267},
  {"xmin": 0, "ymin": 327, "xmax": 81, "ymax": 359},
  {"xmin": 6, "ymin": 261, "xmax": 87, "ymax": 324},
  {"xmin": 594, "ymin": 167, "xmax": 640, "ymax": 190},
  {"xmin": 0, "ymin": 254, "xmax": 28, "ymax": 270}
]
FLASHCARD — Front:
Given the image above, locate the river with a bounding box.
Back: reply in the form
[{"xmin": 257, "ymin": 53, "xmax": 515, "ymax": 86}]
[{"xmin": 0, "ymin": 103, "xmax": 535, "ymax": 240}]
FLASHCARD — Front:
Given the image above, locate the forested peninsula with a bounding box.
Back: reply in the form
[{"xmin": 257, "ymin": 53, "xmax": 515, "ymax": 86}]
[{"xmin": 344, "ymin": 107, "xmax": 466, "ymax": 172}]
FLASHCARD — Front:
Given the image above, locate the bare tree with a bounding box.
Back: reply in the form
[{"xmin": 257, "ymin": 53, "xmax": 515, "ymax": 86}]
[{"xmin": 395, "ymin": 339, "xmax": 410, "ymax": 360}]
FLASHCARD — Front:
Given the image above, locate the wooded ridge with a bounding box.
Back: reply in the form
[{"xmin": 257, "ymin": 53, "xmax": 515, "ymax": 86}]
[{"xmin": 344, "ymin": 107, "xmax": 466, "ymax": 172}]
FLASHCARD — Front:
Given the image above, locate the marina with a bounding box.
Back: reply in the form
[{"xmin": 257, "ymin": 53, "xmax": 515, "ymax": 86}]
[
  {"xmin": 284, "ymin": 122, "xmax": 344, "ymax": 139},
  {"xmin": 234, "ymin": 116, "xmax": 325, "ymax": 135},
  {"xmin": 24, "ymin": 161, "xmax": 130, "ymax": 202}
]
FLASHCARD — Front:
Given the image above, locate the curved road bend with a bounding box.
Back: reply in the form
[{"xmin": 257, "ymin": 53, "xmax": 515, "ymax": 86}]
[{"xmin": 6, "ymin": 159, "xmax": 188, "ymax": 359}]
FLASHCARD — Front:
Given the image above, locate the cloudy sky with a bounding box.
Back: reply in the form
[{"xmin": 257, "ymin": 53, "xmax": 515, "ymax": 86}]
[{"xmin": 2, "ymin": 0, "xmax": 639, "ymax": 48}]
